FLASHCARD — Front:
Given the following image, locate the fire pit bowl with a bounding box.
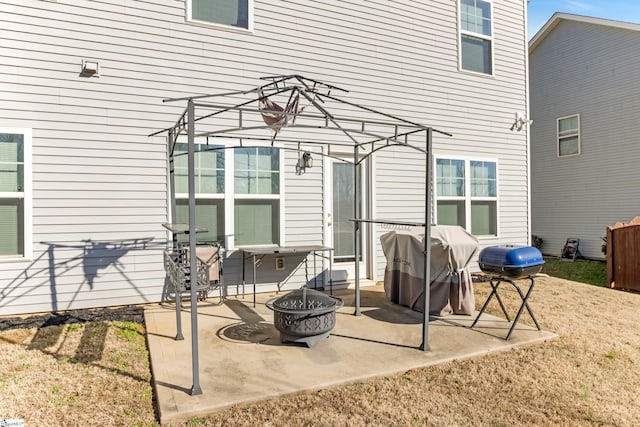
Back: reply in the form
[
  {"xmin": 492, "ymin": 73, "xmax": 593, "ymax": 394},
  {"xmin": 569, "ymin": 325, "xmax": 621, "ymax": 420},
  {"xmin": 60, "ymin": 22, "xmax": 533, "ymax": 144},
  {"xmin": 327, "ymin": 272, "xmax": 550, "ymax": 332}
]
[{"xmin": 266, "ymin": 288, "xmax": 343, "ymax": 348}]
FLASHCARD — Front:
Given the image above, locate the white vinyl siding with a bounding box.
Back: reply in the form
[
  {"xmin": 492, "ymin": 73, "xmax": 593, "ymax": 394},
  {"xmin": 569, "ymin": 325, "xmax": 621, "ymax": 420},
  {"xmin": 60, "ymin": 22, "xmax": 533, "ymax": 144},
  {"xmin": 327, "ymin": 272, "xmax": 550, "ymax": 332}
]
[
  {"xmin": 0, "ymin": 129, "xmax": 31, "ymax": 260},
  {"xmin": 531, "ymin": 17, "xmax": 640, "ymax": 259},
  {"xmin": 187, "ymin": 0, "xmax": 254, "ymax": 31},
  {"xmin": 0, "ymin": 0, "xmax": 528, "ymax": 315},
  {"xmin": 459, "ymin": 0, "xmax": 494, "ymax": 75},
  {"xmin": 557, "ymin": 114, "xmax": 580, "ymax": 157}
]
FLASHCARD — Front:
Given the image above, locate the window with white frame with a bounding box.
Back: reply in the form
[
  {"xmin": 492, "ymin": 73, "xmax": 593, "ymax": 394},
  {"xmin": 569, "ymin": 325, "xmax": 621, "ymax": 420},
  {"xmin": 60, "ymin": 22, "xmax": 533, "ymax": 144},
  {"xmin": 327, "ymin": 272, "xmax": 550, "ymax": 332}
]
[
  {"xmin": 436, "ymin": 158, "xmax": 497, "ymax": 236},
  {"xmin": 187, "ymin": 0, "xmax": 253, "ymax": 31},
  {"xmin": 172, "ymin": 143, "xmax": 281, "ymax": 247},
  {"xmin": 557, "ymin": 114, "xmax": 580, "ymax": 157},
  {"xmin": 174, "ymin": 143, "xmax": 225, "ymax": 244},
  {"xmin": 0, "ymin": 129, "xmax": 31, "ymax": 258},
  {"xmin": 459, "ymin": 0, "xmax": 493, "ymax": 75},
  {"xmin": 233, "ymin": 147, "xmax": 280, "ymax": 246}
]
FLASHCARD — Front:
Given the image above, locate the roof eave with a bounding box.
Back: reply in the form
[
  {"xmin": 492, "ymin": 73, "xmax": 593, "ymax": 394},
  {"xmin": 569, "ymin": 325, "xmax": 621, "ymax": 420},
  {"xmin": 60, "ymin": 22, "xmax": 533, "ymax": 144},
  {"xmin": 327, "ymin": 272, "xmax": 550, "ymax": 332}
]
[{"xmin": 529, "ymin": 12, "xmax": 640, "ymax": 53}]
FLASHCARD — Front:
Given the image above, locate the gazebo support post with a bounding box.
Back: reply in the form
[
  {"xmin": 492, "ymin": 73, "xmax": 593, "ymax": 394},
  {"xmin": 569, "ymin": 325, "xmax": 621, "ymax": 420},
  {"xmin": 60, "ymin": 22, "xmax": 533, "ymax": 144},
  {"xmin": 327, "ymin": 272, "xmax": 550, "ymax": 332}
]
[
  {"xmin": 421, "ymin": 128, "xmax": 433, "ymax": 351},
  {"xmin": 354, "ymin": 143, "xmax": 361, "ymax": 316},
  {"xmin": 168, "ymin": 129, "xmax": 184, "ymax": 341},
  {"xmin": 187, "ymin": 99, "xmax": 203, "ymax": 395}
]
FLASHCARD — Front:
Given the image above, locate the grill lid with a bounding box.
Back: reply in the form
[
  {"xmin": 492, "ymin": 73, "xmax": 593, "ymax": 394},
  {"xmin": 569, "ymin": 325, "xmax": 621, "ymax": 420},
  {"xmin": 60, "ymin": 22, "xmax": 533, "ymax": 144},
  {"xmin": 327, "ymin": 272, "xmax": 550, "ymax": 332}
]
[{"xmin": 479, "ymin": 245, "xmax": 543, "ymax": 268}]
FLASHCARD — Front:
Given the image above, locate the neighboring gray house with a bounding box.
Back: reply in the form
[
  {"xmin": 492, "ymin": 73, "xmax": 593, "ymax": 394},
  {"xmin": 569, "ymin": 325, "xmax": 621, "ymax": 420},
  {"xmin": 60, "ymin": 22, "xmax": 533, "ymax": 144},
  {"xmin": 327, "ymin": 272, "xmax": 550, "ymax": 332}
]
[
  {"xmin": 0, "ymin": 0, "xmax": 532, "ymax": 316},
  {"xmin": 529, "ymin": 13, "xmax": 640, "ymax": 260}
]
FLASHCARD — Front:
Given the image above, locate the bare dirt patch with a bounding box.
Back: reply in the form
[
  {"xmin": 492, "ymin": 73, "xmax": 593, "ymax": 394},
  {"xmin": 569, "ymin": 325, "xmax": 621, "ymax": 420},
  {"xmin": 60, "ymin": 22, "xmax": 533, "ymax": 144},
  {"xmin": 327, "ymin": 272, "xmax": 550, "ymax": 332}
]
[
  {"xmin": 2, "ymin": 277, "xmax": 640, "ymax": 426},
  {"xmin": 0, "ymin": 306, "xmax": 155, "ymax": 426}
]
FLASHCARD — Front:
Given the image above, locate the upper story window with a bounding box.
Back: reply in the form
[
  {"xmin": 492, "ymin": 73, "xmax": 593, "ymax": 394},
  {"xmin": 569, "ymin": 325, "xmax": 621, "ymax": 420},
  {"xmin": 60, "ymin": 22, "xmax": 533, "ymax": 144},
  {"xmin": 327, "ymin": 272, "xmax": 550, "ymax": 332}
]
[
  {"xmin": 459, "ymin": 0, "xmax": 493, "ymax": 75},
  {"xmin": 0, "ymin": 129, "xmax": 31, "ymax": 259},
  {"xmin": 436, "ymin": 157, "xmax": 498, "ymax": 236},
  {"xmin": 187, "ymin": 0, "xmax": 253, "ymax": 31},
  {"xmin": 557, "ymin": 114, "xmax": 580, "ymax": 157}
]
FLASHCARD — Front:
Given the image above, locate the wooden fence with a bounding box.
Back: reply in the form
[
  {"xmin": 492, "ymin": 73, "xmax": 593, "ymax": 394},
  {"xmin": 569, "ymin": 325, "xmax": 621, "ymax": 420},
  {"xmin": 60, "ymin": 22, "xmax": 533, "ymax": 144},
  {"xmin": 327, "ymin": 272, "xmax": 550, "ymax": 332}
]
[{"xmin": 607, "ymin": 216, "xmax": 640, "ymax": 291}]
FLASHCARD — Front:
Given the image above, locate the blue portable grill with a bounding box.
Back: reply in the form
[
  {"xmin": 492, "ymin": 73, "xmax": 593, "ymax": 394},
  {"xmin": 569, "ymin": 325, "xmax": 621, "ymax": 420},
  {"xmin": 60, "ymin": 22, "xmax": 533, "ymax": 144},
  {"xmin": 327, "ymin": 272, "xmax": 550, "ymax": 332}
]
[
  {"xmin": 478, "ymin": 245, "xmax": 544, "ymax": 279},
  {"xmin": 471, "ymin": 245, "xmax": 543, "ymax": 339}
]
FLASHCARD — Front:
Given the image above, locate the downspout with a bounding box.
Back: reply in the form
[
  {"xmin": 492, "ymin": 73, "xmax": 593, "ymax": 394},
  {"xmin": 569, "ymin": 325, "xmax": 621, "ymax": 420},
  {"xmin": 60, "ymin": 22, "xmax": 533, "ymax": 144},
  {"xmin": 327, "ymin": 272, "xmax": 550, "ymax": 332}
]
[{"xmin": 524, "ymin": 0, "xmax": 532, "ymax": 245}]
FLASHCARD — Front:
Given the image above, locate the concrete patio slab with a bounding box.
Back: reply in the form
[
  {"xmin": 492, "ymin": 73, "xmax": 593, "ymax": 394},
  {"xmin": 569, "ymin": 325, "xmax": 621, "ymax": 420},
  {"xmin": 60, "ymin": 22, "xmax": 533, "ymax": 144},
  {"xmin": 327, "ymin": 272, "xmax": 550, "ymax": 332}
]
[{"xmin": 145, "ymin": 285, "xmax": 557, "ymax": 424}]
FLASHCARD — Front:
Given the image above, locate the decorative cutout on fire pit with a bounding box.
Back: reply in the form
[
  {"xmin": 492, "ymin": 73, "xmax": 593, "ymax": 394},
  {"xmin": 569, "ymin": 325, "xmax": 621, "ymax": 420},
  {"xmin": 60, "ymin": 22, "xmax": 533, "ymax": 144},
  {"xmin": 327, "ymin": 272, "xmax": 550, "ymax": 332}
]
[{"xmin": 266, "ymin": 288, "xmax": 343, "ymax": 348}]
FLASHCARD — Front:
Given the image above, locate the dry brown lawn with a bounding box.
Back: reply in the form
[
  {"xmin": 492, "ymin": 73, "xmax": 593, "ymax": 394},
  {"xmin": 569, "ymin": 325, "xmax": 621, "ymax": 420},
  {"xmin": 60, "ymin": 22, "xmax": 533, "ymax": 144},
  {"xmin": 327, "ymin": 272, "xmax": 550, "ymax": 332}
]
[{"xmin": 2, "ymin": 276, "xmax": 640, "ymax": 426}]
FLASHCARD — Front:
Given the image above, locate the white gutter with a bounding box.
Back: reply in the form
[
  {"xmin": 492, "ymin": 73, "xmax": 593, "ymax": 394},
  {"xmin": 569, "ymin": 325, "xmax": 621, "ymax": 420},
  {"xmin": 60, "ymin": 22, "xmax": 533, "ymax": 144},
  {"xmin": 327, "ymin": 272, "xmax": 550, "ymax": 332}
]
[{"xmin": 524, "ymin": 0, "xmax": 532, "ymax": 245}]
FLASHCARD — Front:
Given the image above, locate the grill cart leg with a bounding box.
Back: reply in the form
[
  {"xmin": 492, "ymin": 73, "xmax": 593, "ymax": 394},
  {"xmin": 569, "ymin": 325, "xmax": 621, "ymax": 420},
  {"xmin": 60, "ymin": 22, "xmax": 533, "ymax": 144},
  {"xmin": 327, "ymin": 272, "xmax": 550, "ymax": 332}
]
[
  {"xmin": 471, "ymin": 276, "xmax": 541, "ymax": 340},
  {"xmin": 490, "ymin": 278, "xmax": 511, "ymax": 321},
  {"xmin": 471, "ymin": 278, "xmax": 510, "ymax": 327},
  {"xmin": 504, "ymin": 276, "xmax": 541, "ymax": 339}
]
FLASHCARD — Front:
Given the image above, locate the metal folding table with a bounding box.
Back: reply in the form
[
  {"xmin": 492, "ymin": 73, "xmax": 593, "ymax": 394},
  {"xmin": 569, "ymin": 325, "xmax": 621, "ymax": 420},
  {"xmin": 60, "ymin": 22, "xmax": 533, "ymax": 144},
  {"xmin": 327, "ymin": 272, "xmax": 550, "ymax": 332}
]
[{"xmin": 240, "ymin": 245, "xmax": 334, "ymax": 307}]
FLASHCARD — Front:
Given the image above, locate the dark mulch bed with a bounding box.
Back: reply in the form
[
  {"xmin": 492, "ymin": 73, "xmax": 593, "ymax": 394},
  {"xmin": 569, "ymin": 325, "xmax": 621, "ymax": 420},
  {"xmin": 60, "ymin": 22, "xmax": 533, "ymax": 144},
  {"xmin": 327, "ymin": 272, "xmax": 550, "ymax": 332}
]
[{"xmin": 0, "ymin": 305, "xmax": 145, "ymax": 331}]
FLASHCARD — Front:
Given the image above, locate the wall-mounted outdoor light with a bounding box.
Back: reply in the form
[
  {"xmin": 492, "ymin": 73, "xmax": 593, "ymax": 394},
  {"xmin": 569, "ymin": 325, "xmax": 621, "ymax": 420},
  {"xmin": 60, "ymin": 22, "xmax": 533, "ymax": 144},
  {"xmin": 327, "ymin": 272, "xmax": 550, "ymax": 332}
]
[
  {"xmin": 296, "ymin": 151, "xmax": 313, "ymax": 174},
  {"xmin": 511, "ymin": 112, "xmax": 533, "ymax": 131},
  {"xmin": 302, "ymin": 151, "xmax": 313, "ymax": 168}
]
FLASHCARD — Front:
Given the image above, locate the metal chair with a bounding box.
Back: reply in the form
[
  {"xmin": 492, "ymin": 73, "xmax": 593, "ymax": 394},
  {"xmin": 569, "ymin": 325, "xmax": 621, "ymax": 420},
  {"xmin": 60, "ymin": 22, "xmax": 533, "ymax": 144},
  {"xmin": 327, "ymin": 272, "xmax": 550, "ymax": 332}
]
[
  {"xmin": 561, "ymin": 238, "xmax": 583, "ymax": 262},
  {"xmin": 164, "ymin": 242, "xmax": 224, "ymax": 304}
]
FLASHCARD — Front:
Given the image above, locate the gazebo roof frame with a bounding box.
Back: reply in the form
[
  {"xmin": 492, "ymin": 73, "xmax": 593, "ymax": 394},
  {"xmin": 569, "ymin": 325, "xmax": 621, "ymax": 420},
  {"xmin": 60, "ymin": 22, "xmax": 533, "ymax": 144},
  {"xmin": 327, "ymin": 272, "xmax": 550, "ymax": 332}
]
[{"xmin": 152, "ymin": 74, "xmax": 450, "ymax": 157}]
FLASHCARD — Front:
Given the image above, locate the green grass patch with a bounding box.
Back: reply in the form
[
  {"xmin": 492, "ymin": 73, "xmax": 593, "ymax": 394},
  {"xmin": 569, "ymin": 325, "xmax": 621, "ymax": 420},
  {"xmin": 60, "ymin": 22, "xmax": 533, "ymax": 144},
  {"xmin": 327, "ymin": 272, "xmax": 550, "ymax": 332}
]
[
  {"xmin": 116, "ymin": 321, "xmax": 143, "ymax": 341},
  {"xmin": 110, "ymin": 351, "xmax": 131, "ymax": 369},
  {"xmin": 542, "ymin": 257, "xmax": 607, "ymax": 287},
  {"xmin": 67, "ymin": 323, "xmax": 83, "ymax": 333}
]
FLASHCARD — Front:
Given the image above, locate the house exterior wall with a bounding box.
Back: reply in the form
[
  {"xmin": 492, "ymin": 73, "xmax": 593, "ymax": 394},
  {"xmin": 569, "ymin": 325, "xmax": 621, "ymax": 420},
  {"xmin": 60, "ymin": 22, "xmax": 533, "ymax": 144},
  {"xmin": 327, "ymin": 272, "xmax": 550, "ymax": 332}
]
[
  {"xmin": 530, "ymin": 19, "xmax": 640, "ymax": 260},
  {"xmin": 0, "ymin": 0, "xmax": 529, "ymax": 316}
]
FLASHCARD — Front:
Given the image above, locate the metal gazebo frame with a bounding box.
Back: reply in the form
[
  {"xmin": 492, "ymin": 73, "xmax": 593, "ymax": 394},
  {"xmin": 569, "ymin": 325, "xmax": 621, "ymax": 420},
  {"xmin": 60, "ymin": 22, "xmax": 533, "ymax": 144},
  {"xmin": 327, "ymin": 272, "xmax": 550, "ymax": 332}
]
[{"xmin": 151, "ymin": 75, "xmax": 451, "ymax": 395}]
